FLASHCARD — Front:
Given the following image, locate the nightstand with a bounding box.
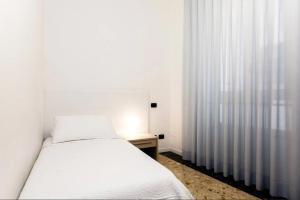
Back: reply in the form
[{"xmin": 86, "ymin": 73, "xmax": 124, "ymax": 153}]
[{"xmin": 126, "ymin": 134, "xmax": 158, "ymax": 160}]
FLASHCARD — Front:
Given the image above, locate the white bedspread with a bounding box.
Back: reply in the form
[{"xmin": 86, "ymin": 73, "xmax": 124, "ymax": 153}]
[{"xmin": 19, "ymin": 138, "xmax": 193, "ymax": 199}]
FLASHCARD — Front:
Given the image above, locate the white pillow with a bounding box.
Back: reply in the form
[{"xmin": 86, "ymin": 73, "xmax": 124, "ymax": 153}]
[{"xmin": 51, "ymin": 115, "xmax": 119, "ymax": 143}]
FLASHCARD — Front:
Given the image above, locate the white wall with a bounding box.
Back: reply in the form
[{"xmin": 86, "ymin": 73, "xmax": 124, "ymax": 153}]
[
  {"xmin": 168, "ymin": 2, "xmax": 184, "ymax": 155},
  {"xmin": 44, "ymin": 0, "xmax": 184, "ymax": 151},
  {"xmin": 0, "ymin": 0, "xmax": 44, "ymax": 198}
]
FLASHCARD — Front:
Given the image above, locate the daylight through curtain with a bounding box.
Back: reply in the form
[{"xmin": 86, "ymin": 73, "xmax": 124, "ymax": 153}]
[{"xmin": 182, "ymin": 0, "xmax": 300, "ymax": 199}]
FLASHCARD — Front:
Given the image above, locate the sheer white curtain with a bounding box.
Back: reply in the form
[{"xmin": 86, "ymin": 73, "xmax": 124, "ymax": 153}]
[{"xmin": 182, "ymin": 0, "xmax": 300, "ymax": 199}]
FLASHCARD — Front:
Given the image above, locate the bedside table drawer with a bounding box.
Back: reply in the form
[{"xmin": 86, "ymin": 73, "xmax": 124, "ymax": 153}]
[{"xmin": 131, "ymin": 139, "xmax": 157, "ymax": 149}]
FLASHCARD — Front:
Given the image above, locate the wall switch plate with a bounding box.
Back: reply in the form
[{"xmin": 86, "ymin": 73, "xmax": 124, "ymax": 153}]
[
  {"xmin": 150, "ymin": 103, "xmax": 157, "ymax": 108},
  {"xmin": 158, "ymin": 134, "xmax": 164, "ymax": 139}
]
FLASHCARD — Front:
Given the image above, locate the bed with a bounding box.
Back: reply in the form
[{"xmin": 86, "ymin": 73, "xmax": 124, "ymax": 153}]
[{"xmin": 19, "ymin": 137, "xmax": 193, "ymax": 199}]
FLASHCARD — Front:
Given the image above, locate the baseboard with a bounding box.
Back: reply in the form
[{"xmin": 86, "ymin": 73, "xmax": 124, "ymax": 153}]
[
  {"xmin": 169, "ymin": 148, "xmax": 182, "ymax": 156},
  {"xmin": 158, "ymin": 147, "xmax": 182, "ymax": 155},
  {"xmin": 158, "ymin": 147, "xmax": 170, "ymax": 153}
]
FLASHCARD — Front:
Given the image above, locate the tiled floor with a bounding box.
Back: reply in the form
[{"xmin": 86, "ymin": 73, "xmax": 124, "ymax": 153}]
[{"xmin": 158, "ymin": 155, "xmax": 259, "ymax": 200}]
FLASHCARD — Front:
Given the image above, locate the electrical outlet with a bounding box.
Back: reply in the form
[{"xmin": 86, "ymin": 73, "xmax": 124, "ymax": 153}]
[{"xmin": 158, "ymin": 134, "xmax": 164, "ymax": 139}]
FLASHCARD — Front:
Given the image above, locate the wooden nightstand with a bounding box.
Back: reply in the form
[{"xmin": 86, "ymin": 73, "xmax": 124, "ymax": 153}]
[{"xmin": 126, "ymin": 134, "xmax": 158, "ymax": 160}]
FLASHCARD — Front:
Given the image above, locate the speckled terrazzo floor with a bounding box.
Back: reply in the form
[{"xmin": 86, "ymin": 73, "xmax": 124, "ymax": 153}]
[{"xmin": 158, "ymin": 155, "xmax": 260, "ymax": 200}]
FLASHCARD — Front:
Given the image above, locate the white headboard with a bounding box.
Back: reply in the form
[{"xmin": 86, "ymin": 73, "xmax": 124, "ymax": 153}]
[{"xmin": 45, "ymin": 90, "xmax": 150, "ymax": 137}]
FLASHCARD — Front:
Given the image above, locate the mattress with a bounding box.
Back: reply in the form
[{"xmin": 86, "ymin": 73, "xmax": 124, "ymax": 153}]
[{"xmin": 19, "ymin": 138, "xmax": 193, "ymax": 199}]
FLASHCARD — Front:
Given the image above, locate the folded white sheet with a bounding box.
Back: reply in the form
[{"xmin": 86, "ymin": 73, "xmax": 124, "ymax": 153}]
[{"xmin": 19, "ymin": 138, "xmax": 193, "ymax": 199}]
